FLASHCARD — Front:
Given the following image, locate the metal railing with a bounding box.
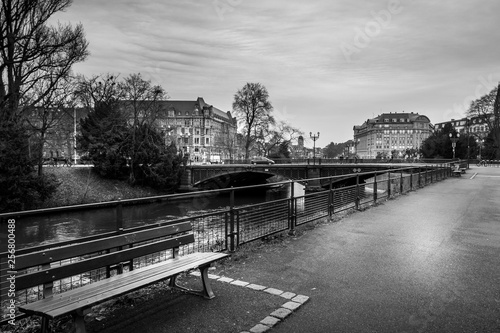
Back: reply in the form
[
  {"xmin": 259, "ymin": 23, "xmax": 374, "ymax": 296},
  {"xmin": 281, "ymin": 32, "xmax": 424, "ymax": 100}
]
[{"xmin": 0, "ymin": 163, "xmax": 452, "ymax": 325}]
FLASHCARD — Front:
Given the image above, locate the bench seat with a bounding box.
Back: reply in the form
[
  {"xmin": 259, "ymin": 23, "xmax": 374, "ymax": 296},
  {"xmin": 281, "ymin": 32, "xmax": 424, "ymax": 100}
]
[
  {"xmin": 11, "ymin": 221, "xmax": 229, "ymax": 333},
  {"xmin": 20, "ymin": 252, "xmax": 227, "ymax": 321}
]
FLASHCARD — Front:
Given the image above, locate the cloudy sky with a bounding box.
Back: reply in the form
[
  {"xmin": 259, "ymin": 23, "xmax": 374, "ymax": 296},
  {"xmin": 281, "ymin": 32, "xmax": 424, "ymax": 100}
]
[{"xmin": 53, "ymin": 0, "xmax": 500, "ymax": 147}]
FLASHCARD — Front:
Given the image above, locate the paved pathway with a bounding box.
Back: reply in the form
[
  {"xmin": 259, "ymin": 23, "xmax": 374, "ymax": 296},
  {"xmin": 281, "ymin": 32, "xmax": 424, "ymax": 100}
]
[
  {"xmin": 222, "ymin": 165, "xmax": 500, "ymax": 332},
  {"xmin": 91, "ymin": 165, "xmax": 500, "ymax": 332}
]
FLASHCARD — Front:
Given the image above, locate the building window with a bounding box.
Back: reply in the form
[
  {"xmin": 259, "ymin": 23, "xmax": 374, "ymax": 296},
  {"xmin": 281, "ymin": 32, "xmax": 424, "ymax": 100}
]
[
  {"xmin": 205, "ymin": 138, "xmax": 210, "ymax": 145},
  {"xmin": 194, "ymin": 138, "xmax": 200, "ymax": 144}
]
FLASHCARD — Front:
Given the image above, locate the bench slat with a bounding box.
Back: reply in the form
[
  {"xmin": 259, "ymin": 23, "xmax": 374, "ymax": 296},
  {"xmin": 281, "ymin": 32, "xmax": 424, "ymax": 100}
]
[
  {"xmin": 16, "ymin": 234, "xmax": 195, "ymax": 290},
  {"xmin": 19, "ymin": 252, "xmax": 228, "ymax": 318},
  {"xmin": 19, "ymin": 255, "xmax": 213, "ymax": 314},
  {"xmin": 14, "ymin": 222, "xmax": 192, "ymax": 270}
]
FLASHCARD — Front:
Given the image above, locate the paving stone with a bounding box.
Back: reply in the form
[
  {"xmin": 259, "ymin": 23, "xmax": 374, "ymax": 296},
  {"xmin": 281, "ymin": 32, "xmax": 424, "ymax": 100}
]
[
  {"xmin": 292, "ymin": 295, "xmax": 310, "ymax": 304},
  {"xmin": 218, "ymin": 277, "xmax": 234, "ymax": 283},
  {"xmin": 207, "ymin": 274, "xmax": 220, "ymax": 279},
  {"xmin": 270, "ymin": 307, "xmax": 292, "ymax": 319},
  {"xmin": 263, "ymin": 287, "xmax": 283, "ymax": 296},
  {"xmin": 231, "ymin": 280, "xmax": 250, "ymax": 287},
  {"xmin": 246, "ymin": 284, "xmax": 267, "ymax": 291},
  {"xmin": 260, "ymin": 316, "xmax": 280, "ymax": 327},
  {"xmin": 249, "ymin": 323, "xmax": 271, "ymax": 333},
  {"xmin": 282, "ymin": 301, "xmax": 301, "ymax": 311},
  {"xmin": 280, "ymin": 291, "xmax": 296, "ymax": 299}
]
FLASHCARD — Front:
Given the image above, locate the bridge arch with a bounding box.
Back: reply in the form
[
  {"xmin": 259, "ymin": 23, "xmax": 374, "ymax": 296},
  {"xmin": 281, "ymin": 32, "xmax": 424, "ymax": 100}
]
[{"xmin": 193, "ymin": 170, "xmax": 278, "ymax": 190}]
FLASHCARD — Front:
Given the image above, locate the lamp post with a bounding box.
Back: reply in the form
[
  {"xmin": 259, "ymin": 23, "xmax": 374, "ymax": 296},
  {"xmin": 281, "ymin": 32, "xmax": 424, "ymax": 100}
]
[
  {"xmin": 310, "ymin": 132, "xmax": 320, "ymax": 165},
  {"xmin": 449, "ymin": 132, "xmax": 460, "ymax": 160}
]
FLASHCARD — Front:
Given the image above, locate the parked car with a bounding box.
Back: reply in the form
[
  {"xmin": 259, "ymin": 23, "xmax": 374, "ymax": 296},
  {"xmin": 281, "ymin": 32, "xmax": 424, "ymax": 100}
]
[{"xmin": 250, "ymin": 156, "xmax": 275, "ymax": 165}]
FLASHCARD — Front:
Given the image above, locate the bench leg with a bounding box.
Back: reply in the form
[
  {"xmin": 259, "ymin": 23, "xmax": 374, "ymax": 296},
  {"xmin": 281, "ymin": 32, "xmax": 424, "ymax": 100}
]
[
  {"xmin": 72, "ymin": 309, "xmax": 88, "ymax": 333},
  {"xmin": 168, "ymin": 264, "xmax": 215, "ymax": 299},
  {"xmin": 199, "ymin": 264, "xmax": 215, "ymax": 299},
  {"xmin": 40, "ymin": 316, "xmax": 50, "ymax": 333}
]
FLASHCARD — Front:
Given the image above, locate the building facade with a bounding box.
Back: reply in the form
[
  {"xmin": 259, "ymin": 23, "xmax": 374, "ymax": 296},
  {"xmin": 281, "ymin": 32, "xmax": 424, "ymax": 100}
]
[
  {"xmin": 29, "ymin": 97, "xmax": 237, "ymax": 164},
  {"xmin": 353, "ymin": 112, "xmax": 433, "ymax": 159},
  {"xmin": 434, "ymin": 115, "xmax": 491, "ymax": 139},
  {"xmin": 152, "ymin": 97, "xmax": 238, "ymax": 163}
]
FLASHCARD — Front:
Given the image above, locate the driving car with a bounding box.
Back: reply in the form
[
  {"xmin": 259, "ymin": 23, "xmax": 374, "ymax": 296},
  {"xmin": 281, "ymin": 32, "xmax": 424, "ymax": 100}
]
[{"xmin": 250, "ymin": 156, "xmax": 275, "ymax": 165}]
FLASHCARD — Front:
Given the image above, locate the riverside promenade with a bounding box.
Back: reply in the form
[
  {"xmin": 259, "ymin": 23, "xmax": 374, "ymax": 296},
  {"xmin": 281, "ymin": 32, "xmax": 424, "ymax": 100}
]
[{"xmin": 90, "ymin": 165, "xmax": 500, "ymax": 333}]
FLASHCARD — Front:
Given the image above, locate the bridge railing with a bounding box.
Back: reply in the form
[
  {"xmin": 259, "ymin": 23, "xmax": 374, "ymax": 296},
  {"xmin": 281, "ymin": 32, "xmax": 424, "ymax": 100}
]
[{"xmin": 0, "ymin": 164, "xmax": 452, "ymax": 325}]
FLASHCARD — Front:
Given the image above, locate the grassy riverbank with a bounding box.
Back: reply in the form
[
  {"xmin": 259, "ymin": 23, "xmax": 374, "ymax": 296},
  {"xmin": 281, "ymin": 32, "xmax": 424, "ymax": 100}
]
[{"xmin": 40, "ymin": 167, "xmax": 170, "ymax": 209}]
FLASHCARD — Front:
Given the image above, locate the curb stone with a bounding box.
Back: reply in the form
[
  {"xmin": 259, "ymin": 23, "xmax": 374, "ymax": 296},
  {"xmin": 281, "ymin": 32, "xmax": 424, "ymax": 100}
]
[{"xmin": 189, "ymin": 272, "xmax": 310, "ymax": 332}]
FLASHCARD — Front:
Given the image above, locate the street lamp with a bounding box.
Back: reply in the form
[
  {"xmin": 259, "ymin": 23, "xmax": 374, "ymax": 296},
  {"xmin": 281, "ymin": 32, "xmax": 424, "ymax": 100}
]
[
  {"xmin": 449, "ymin": 132, "xmax": 460, "ymax": 160},
  {"xmin": 310, "ymin": 132, "xmax": 320, "ymax": 165}
]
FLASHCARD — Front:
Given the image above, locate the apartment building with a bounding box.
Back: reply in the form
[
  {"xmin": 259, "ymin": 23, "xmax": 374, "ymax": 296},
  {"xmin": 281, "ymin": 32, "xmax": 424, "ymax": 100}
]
[
  {"xmin": 353, "ymin": 112, "xmax": 433, "ymax": 159},
  {"xmin": 151, "ymin": 97, "xmax": 238, "ymax": 163}
]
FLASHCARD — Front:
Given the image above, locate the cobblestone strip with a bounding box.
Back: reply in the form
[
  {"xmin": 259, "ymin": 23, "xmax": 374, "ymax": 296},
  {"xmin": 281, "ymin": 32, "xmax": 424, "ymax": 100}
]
[{"xmin": 189, "ymin": 271, "xmax": 310, "ymax": 333}]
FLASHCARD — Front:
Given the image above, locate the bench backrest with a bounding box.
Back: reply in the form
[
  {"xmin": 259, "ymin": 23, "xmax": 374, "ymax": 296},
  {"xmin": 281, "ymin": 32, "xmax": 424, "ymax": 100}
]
[{"xmin": 7, "ymin": 222, "xmax": 194, "ymax": 293}]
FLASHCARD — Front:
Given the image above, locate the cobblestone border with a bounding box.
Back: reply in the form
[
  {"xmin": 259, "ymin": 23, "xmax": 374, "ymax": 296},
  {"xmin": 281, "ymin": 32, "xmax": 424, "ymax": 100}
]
[{"xmin": 190, "ymin": 271, "xmax": 310, "ymax": 333}]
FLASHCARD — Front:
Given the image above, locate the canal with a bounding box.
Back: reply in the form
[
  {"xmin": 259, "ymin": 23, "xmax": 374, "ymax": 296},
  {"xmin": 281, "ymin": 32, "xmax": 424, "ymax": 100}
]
[{"xmin": 9, "ymin": 186, "xmax": 290, "ymax": 249}]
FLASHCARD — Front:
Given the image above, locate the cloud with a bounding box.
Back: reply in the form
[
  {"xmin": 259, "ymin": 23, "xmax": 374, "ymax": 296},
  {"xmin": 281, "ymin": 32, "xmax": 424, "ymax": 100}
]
[{"xmin": 52, "ymin": 0, "xmax": 500, "ymax": 144}]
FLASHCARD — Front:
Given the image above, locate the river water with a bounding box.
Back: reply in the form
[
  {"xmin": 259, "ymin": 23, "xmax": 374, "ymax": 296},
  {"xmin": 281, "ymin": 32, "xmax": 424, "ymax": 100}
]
[{"xmin": 11, "ymin": 186, "xmax": 289, "ymax": 249}]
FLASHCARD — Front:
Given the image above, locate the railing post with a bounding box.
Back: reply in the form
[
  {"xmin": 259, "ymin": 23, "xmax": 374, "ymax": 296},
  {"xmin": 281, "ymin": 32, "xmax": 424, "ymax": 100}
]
[
  {"xmin": 409, "ymin": 168, "xmax": 413, "ymax": 190},
  {"xmin": 400, "ymin": 170, "xmax": 404, "ymax": 194},
  {"xmin": 373, "ymin": 173, "xmax": 378, "ymax": 203},
  {"xmin": 289, "ymin": 181, "xmax": 296, "ymax": 235},
  {"xmin": 328, "ymin": 177, "xmax": 334, "ymax": 221},
  {"xmin": 229, "ymin": 188, "xmax": 236, "ymax": 252},
  {"xmin": 387, "ymin": 172, "xmax": 391, "ymax": 198},
  {"xmin": 355, "ymin": 173, "xmax": 360, "ymax": 210},
  {"xmin": 418, "ymin": 168, "xmax": 421, "ymax": 187},
  {"xmin": 116, "ymin": 199, "xmax": 123, "ymax": 232}
]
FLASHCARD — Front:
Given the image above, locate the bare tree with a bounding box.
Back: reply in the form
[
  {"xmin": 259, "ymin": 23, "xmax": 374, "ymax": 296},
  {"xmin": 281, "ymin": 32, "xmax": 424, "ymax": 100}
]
[
  {"xmin": 0, "ymin": 0, "xmax": 88, "ymax": 122},
  {"xmin": 232, "ymin": 82, "xmax": 273, "ymax": 159},
  {"xmin": 213, "ymin": 122, "xmax": 238, "ymax": 162},
  {"xmin": 260, "ymin": 121, "xmax": 303, "ymax": 157},
  {"xmin": 119, "ymin": 73, "xmax": 168, "ymax": 184},
  {"xmin": 467, "ymin": 84, "xmax": 500, "ymax": 158},
  {"xmin": 74, "ymin": 74, "xmax": 122, "ymax": 110},
  {"xmin": 24, "ymin": 75, "xmax": 77, "ymax": 174}
]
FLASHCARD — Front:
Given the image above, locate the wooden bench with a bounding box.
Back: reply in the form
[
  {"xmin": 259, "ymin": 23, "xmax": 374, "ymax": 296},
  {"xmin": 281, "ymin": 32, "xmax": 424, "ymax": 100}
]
[
  {"xmin": 15, "ymin": 222, "xmax": 229, "ymax": 333},
  {"xmin": 451, "ymin": 164, "xmax": 466, "ymax": 177}
]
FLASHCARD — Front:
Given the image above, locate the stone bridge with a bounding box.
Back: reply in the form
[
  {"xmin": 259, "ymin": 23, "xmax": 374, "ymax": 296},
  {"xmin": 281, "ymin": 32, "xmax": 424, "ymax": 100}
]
[{"xmin": 179, "ymin": 163, "xmax": 431, "ymax": 191}]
